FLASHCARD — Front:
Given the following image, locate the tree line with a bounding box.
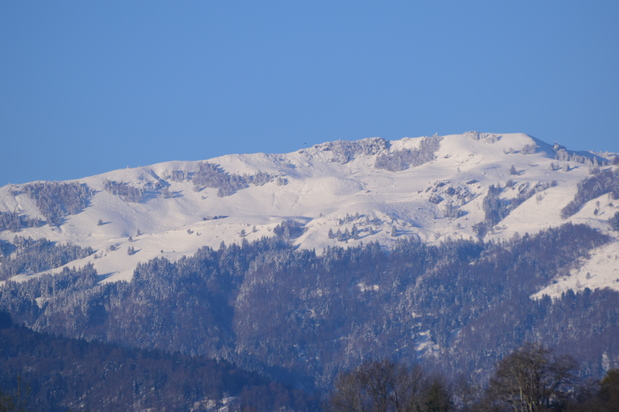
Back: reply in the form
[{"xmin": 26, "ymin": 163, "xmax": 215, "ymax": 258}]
[
  {"xmin": 2, "ymin": 326, "xmax": 616, "ymax": 412},
  {"xmin": 327, "ymin": 343, "xmax": 619, "ymax": 412}
]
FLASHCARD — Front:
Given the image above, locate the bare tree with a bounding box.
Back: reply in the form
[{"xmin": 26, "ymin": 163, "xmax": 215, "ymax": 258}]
[
  {"xmin": 328, "ymin": 360, "xmax": 449, "ymax": 412},
  {"xmin": 484, "ymin": 343, "xmax": 577, "ymax": 412}
]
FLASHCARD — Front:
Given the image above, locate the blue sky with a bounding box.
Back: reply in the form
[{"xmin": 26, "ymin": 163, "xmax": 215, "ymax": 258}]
[{"xmin": 1, "ymin": 1, "xmax": 618, "ymax": 186}]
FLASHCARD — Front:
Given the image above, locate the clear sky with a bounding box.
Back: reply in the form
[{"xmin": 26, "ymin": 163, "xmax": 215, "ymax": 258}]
[{"xmin": 1, "ymin": 1, "xmax": 618, "ymax": 186}]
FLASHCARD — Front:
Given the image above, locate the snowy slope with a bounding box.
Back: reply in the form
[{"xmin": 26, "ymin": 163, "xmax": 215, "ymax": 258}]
[{"xmin": 1, "ymin": 132, "xmax": 618, "ymax": 296}]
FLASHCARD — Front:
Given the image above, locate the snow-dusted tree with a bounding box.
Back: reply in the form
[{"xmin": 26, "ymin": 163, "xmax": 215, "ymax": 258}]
[
  {"xmin": 482, "ymin": 185, "xmax": 506, "ymax": 226},
  {"xmin": 521, "ymin": 143, "xmax": 537, "ymax": 154},
  {"xmin": 610, "ymin": 212, "xmax": 619, "ymax": 232},
  {"xmin": 509, "ymin": 164, "xmax": 518, "ymax": 175},
  {"xmin": 161, "ymin": 186, "xmax": 173, "ymax": 198},
  {"xmin": 273, "ymin": 220, "xmax": 305, "ymax": 240},
  {"xmin": 168, "ymin": 170, "xmax": 188, "ymax": 182},
  {"xmin": 351, "ymin": 225, "xmax": 359, "ymax": 240}
]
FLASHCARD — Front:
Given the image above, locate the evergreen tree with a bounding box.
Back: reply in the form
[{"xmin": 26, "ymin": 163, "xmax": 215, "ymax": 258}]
[{"xmin": 609, "ymin": 212, "xmax": 619, "ymax": 232}]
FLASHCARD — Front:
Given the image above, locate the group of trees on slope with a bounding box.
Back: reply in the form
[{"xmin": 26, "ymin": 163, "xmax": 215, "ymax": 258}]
[
  {"xmin": 103, "ymin": 179, "xmax": 145, "ymax": 203},
  {"xmin": 0, "ymin": 237, "xmax": 93, "ymax": 281},
  {"xmin": 0, "ymin": 182, "xmax": 91, "ymax": 231},
  {"xmin": 192, "ymin": 162, "xmax": 276, "ymax": 196},
  {"xmin": 561, "ymin": 168, "xmax": 619, "ymax": 219},
  {"xmin": 327, "ymin": 343, "xmax": 619, "ymax": 412},
  {"xmin": 21, "ymin": 181, "xmax": 92, "ymax": 226},
  {"xmin": 375, "ymin": 135, "xmax": 442, "ymax": 172},
  {"xmin": 0, "ymin": 310, "xmax": 318, "ymax": 412},
  {"xmin": 0, "ymin": 211, "xmax": 43, "ymax": 233}
]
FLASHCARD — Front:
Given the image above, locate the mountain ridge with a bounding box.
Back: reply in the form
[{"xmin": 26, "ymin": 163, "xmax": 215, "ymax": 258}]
[{"xmin": 1, "ymin": 132, "xmax": 618, "ymax": 297}]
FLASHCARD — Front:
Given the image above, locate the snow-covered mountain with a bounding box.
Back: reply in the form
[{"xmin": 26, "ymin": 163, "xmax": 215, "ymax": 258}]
[{"xmin": 2, "ymin": 131, "xmax": 618, "ymax": 297}]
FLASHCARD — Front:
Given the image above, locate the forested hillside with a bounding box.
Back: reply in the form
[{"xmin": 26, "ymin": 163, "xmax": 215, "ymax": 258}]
[
  {"xmin": 1, "ymin": 223, "xmax": 617, "ymax": 398},
  {"xmin": 0, "ymin": 311, "xmax": 317, "ymax": 411}
]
